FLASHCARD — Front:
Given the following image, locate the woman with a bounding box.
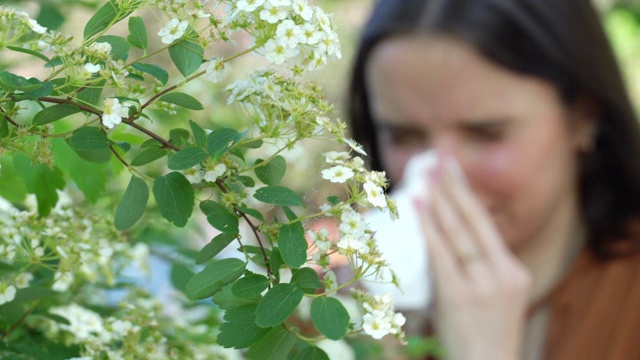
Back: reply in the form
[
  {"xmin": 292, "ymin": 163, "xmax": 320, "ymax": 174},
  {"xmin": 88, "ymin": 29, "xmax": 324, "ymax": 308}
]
[{"xmin": 349, "ymin": 0, "xmax": 640, "ymax": 358}]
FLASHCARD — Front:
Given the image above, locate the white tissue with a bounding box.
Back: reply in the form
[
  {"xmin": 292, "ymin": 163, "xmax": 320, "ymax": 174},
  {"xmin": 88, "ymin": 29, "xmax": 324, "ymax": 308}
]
[{"xmin": 363, "ymin": 150, "xmax": 437, "ymax": 310}]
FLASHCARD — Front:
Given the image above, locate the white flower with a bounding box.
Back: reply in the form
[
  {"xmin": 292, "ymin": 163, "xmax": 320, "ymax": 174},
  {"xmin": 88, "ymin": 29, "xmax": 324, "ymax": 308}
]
[
  {"xmin": 300, "ymin": 22, "xmax": 322, "ymax": 45},
  {"xmin": 26, "ymin": 18, "xmax": 47, "ymax": 34},
  {"xmin": 50, "ymin": 304, "xmax": 106, "ymax": 342},
  {"xmin": 110, "ymin": 319, "xmax": 134, "ymax": 337},
  {"xmin": 322, "ymin": 165, "xmax": 354, "ymax": 183},
  {"xmin": 187, "ymin": 9, "xmax": 211, "ymax": 18},
  {"xmin": 158, "ymin": 18, "xmax": 189, "ymax": 44},
  {"xmin": 0, "ymin": 285, "xmax": 16, "ymax": 305},
  {"xmin": 236, "ymin": 0, "xmax": 265, "ymax": 12},
  {"xmin": 184, "ymin": 164, "xmax": 204, "ymax": 184},
  {"xmin": 337, "ymin": 234, "xmax": 369, "ymax": 255},
  {"xmin": 292, "ymin": 0, "xmax": 313, "ymax": 21},
  {"xmin": 344, "ymin": 138, "xmax": 366, "ymax": 155},
  {"xmin": 323, "ymin": 151, "xmax": 349, "ymax": 164},
  {"xmin": 259, "ymin": 3, "xmax": 289, "ymax": 24},
  {"xmin": 84, "ymin": 63, "xmax": 101, "ymax": 73},
  {"xmin": 87, "ymin": 42, "xmax": 112, "ymax": 57},
  {"xmin": 275, "ymin": 19, "xmax": 303, "ymax": 48},
  {"xmin": 339, "ymin": 209, "xmax": 367, "ymax": 237},
  {"xmin": 204, "ymin": 163, "xmax": 226, "ymax": 182},
  {"xmin": 263, "ymin": 39, "xmax": 299, "ymax": 64},
  {"xmin": 267, "ymin": 0, "xmax": 291, "ymax": 6},
  {"xmin": 15, "ymin": 272, "xmax": 33, "ymax": 289},
  {"xmin": 205, "ymin": 58, "xmax": 227, "ymax": 83},
  {"xmin": 362, "ymin": 310, "xmax": 392, "ymax": 339},
  {"xmin": 52, "ymin": 271, "xmax": 74, "ymax": 292},
  {"xmin": 363, "ymin": 181, "xmax": 387, "ymax": 208},
  {"xmin": 102, "ymin": 97, "xmax": 129, "ymax": 129}
]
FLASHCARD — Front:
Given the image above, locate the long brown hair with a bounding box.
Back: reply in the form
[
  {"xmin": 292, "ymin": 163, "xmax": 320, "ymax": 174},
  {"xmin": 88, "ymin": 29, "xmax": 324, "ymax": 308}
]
[{"xmin": 348, "ymin": 0, "xmax": 640, "ymax": 258}]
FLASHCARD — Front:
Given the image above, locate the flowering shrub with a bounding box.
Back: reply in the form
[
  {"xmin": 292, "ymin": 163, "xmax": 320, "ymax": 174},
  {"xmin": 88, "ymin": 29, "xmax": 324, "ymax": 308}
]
[{"xmin": 0, "ymin": 0, "xmax": 405, "ymax": 358}]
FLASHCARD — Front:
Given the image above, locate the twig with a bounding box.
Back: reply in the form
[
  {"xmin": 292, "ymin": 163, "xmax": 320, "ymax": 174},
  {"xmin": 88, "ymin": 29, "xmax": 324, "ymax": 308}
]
[{"xmin": 0, "ymin": 302, "xmax": 37, "ymax": 340}]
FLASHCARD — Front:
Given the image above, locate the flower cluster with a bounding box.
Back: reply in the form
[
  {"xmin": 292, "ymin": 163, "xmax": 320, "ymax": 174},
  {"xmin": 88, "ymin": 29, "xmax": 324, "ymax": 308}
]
[
  {"xmin": 352, "ymin": 290, "xmax": 406, "ymax": 342},
  {"xmin": 0, "ymin": 5, "xmax": 47, "ymax": 48},
  {"xmin": 226, "ymin": 0, "xmax": 341, "ymax": 70}
]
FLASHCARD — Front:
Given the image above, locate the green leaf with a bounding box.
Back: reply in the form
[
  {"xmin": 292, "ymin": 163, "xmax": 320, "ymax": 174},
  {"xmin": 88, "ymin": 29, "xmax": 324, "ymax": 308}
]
[
  {"xmin": 207, "ymin": 128, "xmax": 244, "ymax": 160},
  {"xmin": 14, "ymin": 154, "xmax": 65, "ymax": 217},
  {"xmin": 36, "ymin": 4, "xmax": 64, "ymax": 30},
  {"xmin": 232, "ymin": 274, "xmax": 269, "ymax": 299},
  {"xmin": 270, "ymin": 248, "xmax": 284, "ymax": 282},
  {"xmin": 218, "ymin": 304, "xmax": 272, "ymax": 349},
  {"xmin": 114, "ymin": 176, "xmax": 148, "ymax": 230},
  {"xmin": 185, "ymin": 258, "xmax": 246, "ymax": 300},
  {"xmin": 236, "ymin": 175, "xmax": 256, "ymax": 188},
  {"xmin": 189, "ymin": 120, "xmax": 207, "ymax": 148},
  {"xmin": 290, "ymin": 268, "xmax": 322, "ymax": 294},
  {"xmin": 240, "ymin": 138, "xmax": 264, "ymax": 149},
  {"xmin": 6, "ymin": 45, "xmax": 51, "ymax": 65},
  {"xmin": 0, "ymin": 114, "xmax": 9, "ymax": 139},
  {"xmin": 52, "ymin": 139, "xmax": 107, "ymax": 203},
  {"xmin": 130, "ymin": 146, "xmax": 167, "ymax": 166},
  {"xmin": 153, "ymin": 172, "xmax": 194, "ymax": 227},
  {"xmin": 254, "ymin": 156, "xmax": 286, "ymax": 186},
  {"xmin": 294, "ymin": 347, "xmax": 330, "ymax": 360},
  {"xmin": 200, "ymin": 200, "xmax": 239, "ymax": 234},
  {"xmin": 24, "ymin": 78, "xmax": 53, "ymax": 98},
  {"xmin": 0, "ymin": 71, "xmax": 46, "ymax": 92},
  {"xmin": 255, "ymin": 284, "xmax": 303, "ymax": 328},
  {"xmin": 84, "ymin": 0, "xmax": 118, "ymax": 40},
  {"xmin": 169, "ymin": 39, "xmax": 203, "ymax": 77},
  {"xmin": 278, "ymin": 224, "xmax": 307, "ymax": 268},
  {"xmin": 33, "ymin": 104, "xmax": 81, "ymax": 126},
  {"xmin": 171, "ymin": 263, "xmax": 194, "ymax": 293},
  {"xmin": 326, "ymin": 196, "xmax": 341, "ymax": 206},
  {"xmin": 170, "ymin": 128, "xmax": 190, "ymax": 147},
  {"xmin": 0, "ymin": 156, "xmax": 27, "ymax": 203},
  {"xmin": 66, "ymin": 127, "xmax": 112, "ymax": 163},
  {"xmin": 167, "ymin": 146, "xmax": 208, "ymax": 170},
  {"xmin": 213, "ymin": 283, "xmax": 261, "ymax": 310},
  {"xmin": 132, "ymin": 63, "xmax": 169, "ymax": 85},
  {"xmin": 76, "ymin": 79, "xmax": 105, "ymax": 107},
  {"xmin": 127, "ymin": 16, "xmax": 147, "ymax": 50},
  {"xmin": 96, "ymin": 35, "xmax": 130, "ymax": 60},
  {"xmin": 310, "ymin": 297, "xmax": 350, "ymax": 340},
  {"xmin": 247, "ymin": 325, "xmax": 298, "ymax": 360},
  {"xmin": 254, "ymin": 186, "xmax": 304, "ymax": 207},
  {"xmin": 236, "ymin": 205, "xmax": 264, "ymax": 222},
  {"xmin": 159, "ymin": 92, "xmax": 204, "ymax": 110},
  {"xmin": 195, "ymin": 233, "xmax": 237, "ymax": 264}
]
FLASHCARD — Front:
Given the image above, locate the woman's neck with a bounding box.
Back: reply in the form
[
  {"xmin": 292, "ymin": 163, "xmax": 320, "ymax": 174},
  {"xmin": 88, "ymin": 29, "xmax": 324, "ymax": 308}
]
[{"xmin": 513, "ymin": 197, "xmax": 585, "ymax": 305}]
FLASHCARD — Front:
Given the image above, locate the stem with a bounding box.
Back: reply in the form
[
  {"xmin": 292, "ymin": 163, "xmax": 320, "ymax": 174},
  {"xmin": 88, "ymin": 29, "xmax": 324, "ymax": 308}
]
[
  {"xmin": 109, "ymin": 143, "xmax": 129, "ymax": 167},
  {"xmin": 122, "ymin": 120, "xmax": 180, "ymax": 151},
  {"xmin": 223, "ymin": 45, "xmax": 259, "ymax": 63},
  {"xmin": 0, "ymin": 302, "xmax": 38, "ymax": 340},
  {"xmin": 282, "ymin": 323, "xmax": 324, "ymax": 343},
  {"xmin": 138, "ymin": 69, "xmax": 206, "ymax": 112}
]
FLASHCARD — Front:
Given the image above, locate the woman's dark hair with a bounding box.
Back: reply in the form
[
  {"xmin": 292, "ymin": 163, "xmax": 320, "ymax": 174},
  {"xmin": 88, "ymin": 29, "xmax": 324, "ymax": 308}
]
[{"xmin": 349, "ymin": 0, "xmax": 640, "ymax": 259}]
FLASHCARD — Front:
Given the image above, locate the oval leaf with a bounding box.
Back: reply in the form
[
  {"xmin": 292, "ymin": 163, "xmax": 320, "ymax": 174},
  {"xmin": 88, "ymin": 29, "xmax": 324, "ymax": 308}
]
[
  {"xmin": 207, "ymin": 128, "xmax": 243, "ymax": 161},
  {"xmin": 189, "ymin": 120, "xmax": 207, "ymax": 148},
  {"xmin": 132, "ymin": 63, "xmax": 169, "ymax": 85},
  {"xmin": 167, "ymin": 146, "xmax": 207, "ymax": 170},
  {"xmin": 169, "ymin": 39, "xmax": 203, "ymax": 77},
  {"xmin": 33, "ymin": 104, "xmax": 81, "ymax": 126},
  {"xmin": 310, "ymin": 297, "xmax": 350, "ymax": 340},
  {"xmin": 66, "ymin": 127, "xmax": 112, "ymax": 163},
  {"xmin": 218, "ymin": 304, "xmax": 271, "ymax": 349},
  {"xmin": 232, "ymin": 274, "xmax": 270, "ymax": 299},
  {"xmin": 255, "ymin": 283, "xmax": 304, "ymax": 328},
  {"xmin": 200, "ymin": 200, "xmax": 239, "ymax": 234},
  {"xmin": 294, "ymin": 347, "xmax": 330, "ymax": 360},
  {"xmin": 254, "ymin": 156, "xmax": 286, "ymax": 186},
  {"xmin": 114, "ymin": 175, "xmax": 148, "ymax": 230},
  {"xmin": 159, "ymin": 92, "xmax": 204, "ymax": 110},
  {"xmin": 130, "ymin": 146, "xmax": 167, "ymax": 166},
  {"xmin": 278, "ymin": 224, "xmax": 307, "ymax": 268},
  {"xmin": 290, "ymin": 268, "xmax": 322, "ymax": 294},
  {"xmin": 195, "ymin": 233, "xmax": 237, "ymax": 264},
  {"xmin": 254, "ymin": 186, "xmax": 303, "ymax": 207},
  {"xmin": 127, "ymin": 16, "xmax": 147, "ymax": 50},
  {"xmin": 185, "ymin": 258, "xmax": 245, "ymax": 300},
  {"xmin": 84, "ymin": 0, "xmax": 117, "ymax": 39},
  {"xmin": 247, "ymin": 325, "xmax": 297, "ymax": 360},
  {"xmin": 153, "ymin": 172, "xmax": 194, "ymax": 227}
]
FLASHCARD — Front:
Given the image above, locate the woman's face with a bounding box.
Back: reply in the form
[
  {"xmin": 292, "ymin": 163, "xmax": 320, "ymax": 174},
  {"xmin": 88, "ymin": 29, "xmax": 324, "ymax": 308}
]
[{"xmin": 365, "ymin": 36, "xmax": 593, "ymax": 251}]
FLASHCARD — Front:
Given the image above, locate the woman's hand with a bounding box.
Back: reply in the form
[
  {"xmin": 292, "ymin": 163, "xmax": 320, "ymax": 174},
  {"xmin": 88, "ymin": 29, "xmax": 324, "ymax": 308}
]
[{"xmin": 415, "ymin": 154, "xmax": 532, "ymax": 360}]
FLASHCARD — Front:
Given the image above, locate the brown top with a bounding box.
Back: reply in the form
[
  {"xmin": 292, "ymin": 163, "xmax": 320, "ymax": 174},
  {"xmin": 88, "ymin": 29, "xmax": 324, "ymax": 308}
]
[{"xmin": 541, "ymin": 248, "xmax": 640, "ymax": 359}]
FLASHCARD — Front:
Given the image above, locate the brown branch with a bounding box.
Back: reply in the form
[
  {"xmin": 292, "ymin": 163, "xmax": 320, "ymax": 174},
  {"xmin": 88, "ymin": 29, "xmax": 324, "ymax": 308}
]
[
  {"xmin": 38, "ymin": 96, "xmax": 101, "ymax": 115},
  {"xmin": 109, "ymin": 143, "xmax": 129, "ymax": 167},
  {"xmin": 0, "ymin": 108, "xmax": 22, "ymax": 128},
  {"xmin": 139, "ymin": 69, "xmax": 205, "ymax": 112},
  {"xmin": 122, "ymin": 119, "xmax": 180, "ymax": 151},
  {"xmin": 0, "ymin": 303, "xmax": 37, "ymax": 340}
]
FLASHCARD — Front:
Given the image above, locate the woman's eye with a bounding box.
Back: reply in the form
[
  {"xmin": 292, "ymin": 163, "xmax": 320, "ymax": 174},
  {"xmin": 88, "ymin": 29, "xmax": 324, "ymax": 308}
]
[
  {"xmin": 388, "ymin": 129, "xmax": 426, "ymax": 146},
  {"xmin": 466, "ymin": 125, "xmax": 506, "ymax": 143}
]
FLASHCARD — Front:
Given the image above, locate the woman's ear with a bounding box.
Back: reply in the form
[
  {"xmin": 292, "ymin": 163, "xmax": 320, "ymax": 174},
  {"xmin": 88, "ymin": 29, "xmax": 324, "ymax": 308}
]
[{"xmin": 570, "ymin": 94, "xmax": 600, "ymax": 153}]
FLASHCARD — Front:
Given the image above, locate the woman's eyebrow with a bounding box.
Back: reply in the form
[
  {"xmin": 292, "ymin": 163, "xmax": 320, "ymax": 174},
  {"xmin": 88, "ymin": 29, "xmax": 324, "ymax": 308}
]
[{"xmin": 458, "ymin": 118, "xmax": 510, "ymax": 129}]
